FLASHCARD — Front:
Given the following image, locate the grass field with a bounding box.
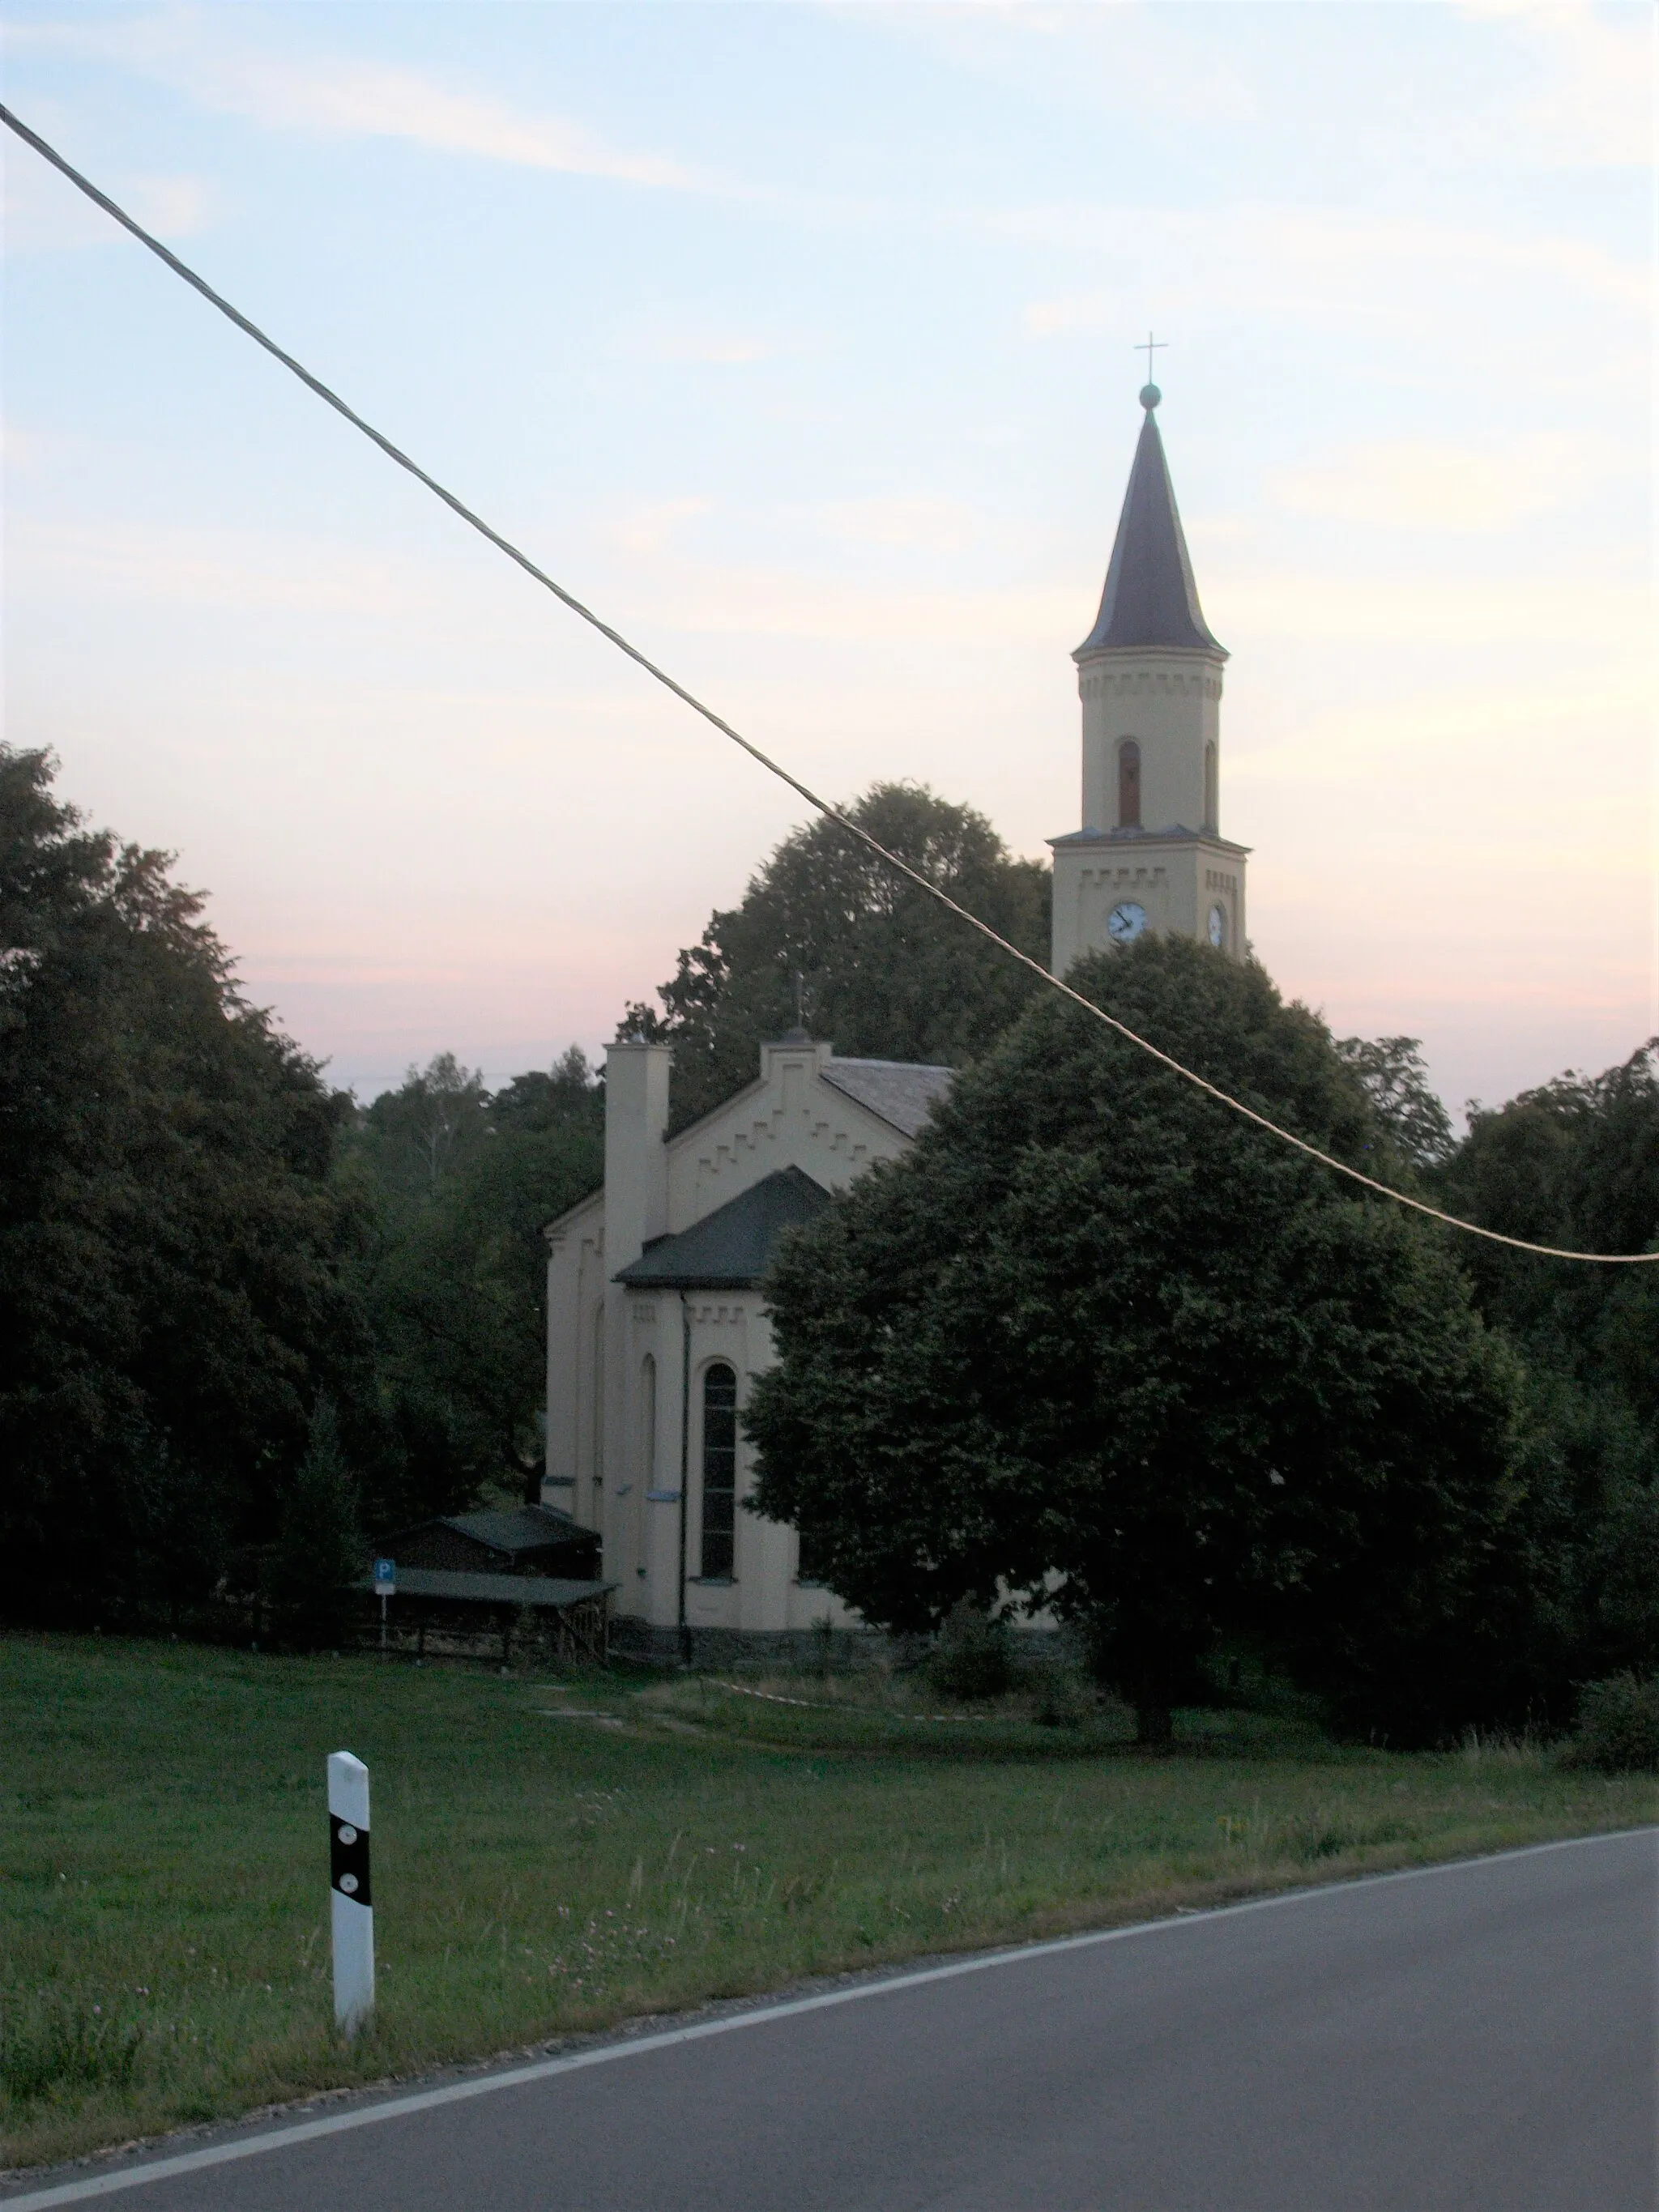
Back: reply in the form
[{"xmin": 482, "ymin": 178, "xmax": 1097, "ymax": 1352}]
[{"xmin": 4, "ymin": 1633, "xmax": 1653, "ymax": 2173}]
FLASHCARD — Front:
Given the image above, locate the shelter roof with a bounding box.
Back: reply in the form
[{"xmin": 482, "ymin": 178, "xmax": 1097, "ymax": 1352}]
[{"xmin": 382, "ymin": 1505, "xmax": 587, "ymax": 1556}]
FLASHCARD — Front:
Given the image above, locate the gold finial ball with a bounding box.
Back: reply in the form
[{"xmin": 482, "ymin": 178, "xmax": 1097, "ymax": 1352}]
[{"xmin": 1140, "ymin": 382, "xmax": 1162, "ymax": 410}]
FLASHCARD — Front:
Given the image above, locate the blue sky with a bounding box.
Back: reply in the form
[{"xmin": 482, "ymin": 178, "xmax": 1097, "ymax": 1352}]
[{"xmin": 3, "ymin": 1, "xmax": 1653, "ymax": 1110}]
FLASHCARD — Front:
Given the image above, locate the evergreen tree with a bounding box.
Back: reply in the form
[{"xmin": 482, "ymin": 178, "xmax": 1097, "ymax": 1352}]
[{"xmin": 266, "ymin": 1399, "xmax": 365, "ymax": 1649}]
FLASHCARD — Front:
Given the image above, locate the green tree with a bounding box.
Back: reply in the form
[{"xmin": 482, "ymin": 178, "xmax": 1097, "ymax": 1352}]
[
  {"xmin": 1335, "ymin": 1034, "xmax": 1456, "ymax": 1174},
  {"xmin": 620, "ymin": 782, "xmax": 1051, "ymax": 1130},
  {"xmin": 353, "ymin": 1052, "xmax": 493, "ymax": 1202},
  {"xmin": 0, "ymin": 747, "xmax": 378, "ymax": 1622},
  {"xmin": 341, "ymin": 1048, "xmax": 603, "ymax": 1513},
  {"xmin": 1436, "ymin": 1042, "xmax": 1659, "ymax": 1384},
  {"xmin": 1432, "ymin": 1041, "xmax": 1659, "ymax": 1702},
  {"xmin": 747, "ymin": 937, "xmax": 1523, "ymax": 1745}
]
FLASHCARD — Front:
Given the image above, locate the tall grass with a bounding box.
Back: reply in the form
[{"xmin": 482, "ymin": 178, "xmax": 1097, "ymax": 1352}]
[{"xmin": 4, "ymin": 1633, "xmax": 1653, "ymax": 2174}]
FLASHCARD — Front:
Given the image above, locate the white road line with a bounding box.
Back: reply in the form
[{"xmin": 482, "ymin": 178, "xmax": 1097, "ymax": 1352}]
[{"xmin": 6, "ymin": 1828, "xmax": 1651, "ymax": 2210}]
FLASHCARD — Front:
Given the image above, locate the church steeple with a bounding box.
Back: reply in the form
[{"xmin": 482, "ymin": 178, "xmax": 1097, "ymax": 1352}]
[
  {"xmin": 1048, "ymin": 377, "xmax": 1248, "ymax": 976},
  {"xmin": 1076, "ymin": 385, "xmax": 1225, "ymax": 659}
]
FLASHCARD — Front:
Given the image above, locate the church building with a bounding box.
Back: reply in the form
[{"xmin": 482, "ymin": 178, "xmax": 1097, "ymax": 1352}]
[{"xmin": 543, "ymin": 381, "xmax": 1247, "ymax": 1655}]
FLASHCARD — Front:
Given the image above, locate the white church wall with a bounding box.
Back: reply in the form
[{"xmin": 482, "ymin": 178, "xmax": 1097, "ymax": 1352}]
[
  {"xmin": 543, "ymin": 1191, "xmax": 603, "ymax": 1516},
  {"xmin": 545, "ymin": 1034, "xmax": 915, "ymax": 1638},
  {"xmin": 1079, "ymin": 650, "xmax": 1222, "ymax": 834}
]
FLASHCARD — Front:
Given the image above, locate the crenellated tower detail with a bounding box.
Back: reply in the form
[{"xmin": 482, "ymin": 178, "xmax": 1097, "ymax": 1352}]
[{"xmin": 1050, "ymin": 381, "xmax": 1248, "ymax": 974}]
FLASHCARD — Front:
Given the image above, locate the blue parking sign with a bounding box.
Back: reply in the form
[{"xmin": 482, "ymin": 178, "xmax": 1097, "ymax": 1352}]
[{"xmin": 373, "ymin": 1558, "xmax": 395, "ymax": 1593}]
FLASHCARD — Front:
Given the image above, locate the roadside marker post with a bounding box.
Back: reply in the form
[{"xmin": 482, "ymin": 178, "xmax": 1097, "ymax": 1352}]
[{"xmin": 327, "ymin": 1751, "xmax": 374, "ymax": 2035}]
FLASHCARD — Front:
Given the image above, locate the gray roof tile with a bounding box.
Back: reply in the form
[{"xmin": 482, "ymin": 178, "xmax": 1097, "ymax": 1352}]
[{"xmin": 819, "ymin": 1057, "xmax": 953, "ymax": 1137}]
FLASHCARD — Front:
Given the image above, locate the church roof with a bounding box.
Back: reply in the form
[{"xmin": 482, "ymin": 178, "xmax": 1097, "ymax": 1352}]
[
  {"xmin": 613, "ymin": 1166, "xmax": 832, "ymax": 1289},
  {"xmin": 1076, "ymin": 397, "xmax": 1225, "ymax": 659},
  {"xmin": 820, "ymin": 1057, "xmax": 954, "ymax": 1137}
]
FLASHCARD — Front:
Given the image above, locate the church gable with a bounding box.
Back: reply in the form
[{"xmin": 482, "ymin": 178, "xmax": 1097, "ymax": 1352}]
[{"xmin": 665, "ymin": 1036, "xmax": 947, "ymax": 1223}]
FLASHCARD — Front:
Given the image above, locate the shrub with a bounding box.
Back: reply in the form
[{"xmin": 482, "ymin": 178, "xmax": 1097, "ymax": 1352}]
[
  {"xmin": 1563, "ymin": 1673, "xmax": 1659, "ymax": 1773},
  {"xmin": 1025, "ymin": 1656, "xmax": 1097, "ymax": 1727},
  {"xmin": 927, "ymin": 1600, "xmax": 1010, "ymax": 1701}
]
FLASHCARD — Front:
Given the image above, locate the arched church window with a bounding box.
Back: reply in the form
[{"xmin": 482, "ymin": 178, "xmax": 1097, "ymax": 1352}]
[
  {"xmin": 633, "ymin": 1354, "xmax": 655, "ymax": 1580},
  {"xmin": 638, "ymin": 1355, "xmax": 657, "ymax": 1480},
  {"xmin": 700, "ymin": 1362, "xmax": 738, "ymax": 1580},
  {"xmin": 1204, "ymin": 743, "xmax": 1218, "ymax": 833},
  {"xmin": 1118, "ymin": 739, "xmax": 1141, "ymax": 830},
  {"xmin": 590, "ymin": 1305, "xmax": 605, "ymax": 1495}
]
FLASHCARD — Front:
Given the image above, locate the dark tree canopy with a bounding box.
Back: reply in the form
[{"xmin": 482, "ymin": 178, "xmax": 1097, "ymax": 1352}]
[
  {"xmin": 620, "ymin": 782, "xmax": 1051, "ymax": 1130},
  {"xmin": 747, "ymin": 936, "xmax": 1523, "ymax": 1742},
  {"xmin": 354, "ymin": 1051, "xmax": 493, "ymax": 1201},
  {"xmin": 0, "ymin": 747, "xmax": 374, "ymax": 1621},
  {"xmin": 339, "ymin": 1046, "xmax": 603, "ymax": 1512},
  {"xmin": 1431, "ymin": 1042, "xmax": 1659, "ymax": 1697},
  {"xmin": 1437, "ymin": 1042, "xmax": 1659, "ymax": 1383}
]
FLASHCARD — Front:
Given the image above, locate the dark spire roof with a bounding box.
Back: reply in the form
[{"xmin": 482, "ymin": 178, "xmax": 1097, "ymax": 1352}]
[{"xmin": 1076, "ymin": 394, "xmax": 1225, "ymax": 659}]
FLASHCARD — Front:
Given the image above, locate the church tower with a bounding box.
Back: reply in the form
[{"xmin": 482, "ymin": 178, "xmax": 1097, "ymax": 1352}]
[{"xmin": 1049, "ymin": 381, "xmax": 1248, "ymax": 973}]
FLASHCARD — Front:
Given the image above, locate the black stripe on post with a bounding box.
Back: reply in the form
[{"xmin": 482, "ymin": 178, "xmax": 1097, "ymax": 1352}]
[{"xmin": 331, "ymin": 1815, "xmax": 373, "ymax": 1907}]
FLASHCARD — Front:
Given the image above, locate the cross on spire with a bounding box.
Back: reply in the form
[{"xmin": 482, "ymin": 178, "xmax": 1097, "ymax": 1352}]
[{"xmin": 1135, "ymin": 330, "xmax": 1166, "ymax": 386}]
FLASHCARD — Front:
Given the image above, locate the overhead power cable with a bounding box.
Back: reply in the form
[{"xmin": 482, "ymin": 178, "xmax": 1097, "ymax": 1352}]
[{"xmin": 6, "ymin": 100, "xmax": 1654, "ymax": 1268}]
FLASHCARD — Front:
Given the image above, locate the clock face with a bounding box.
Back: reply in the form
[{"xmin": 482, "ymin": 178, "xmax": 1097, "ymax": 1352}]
[
  {"xmin": 1107, "ymin": 901, "xmax": 1147, "ymax": 944},
  {"xmin": 1208, "ymin": 903, "xmax": 1226, "ymax": 950}
]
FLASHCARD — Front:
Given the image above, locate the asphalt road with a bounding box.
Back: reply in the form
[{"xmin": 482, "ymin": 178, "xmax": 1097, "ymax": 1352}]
[{"xmin": 10, "ymin": 1831, "xmax": 1655, "ymax": 2212}]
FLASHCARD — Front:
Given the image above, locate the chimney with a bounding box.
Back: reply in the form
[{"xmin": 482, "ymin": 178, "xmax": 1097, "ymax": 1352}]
[{"xmin": 603, "ymin": 1041, "xmax": 672, "ymax": 1270}]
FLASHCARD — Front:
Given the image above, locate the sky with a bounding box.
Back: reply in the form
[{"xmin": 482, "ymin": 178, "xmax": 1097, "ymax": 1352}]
[{"xmin": 2, "ymin": 1, "xmax": 1653, "ymax": 1115}]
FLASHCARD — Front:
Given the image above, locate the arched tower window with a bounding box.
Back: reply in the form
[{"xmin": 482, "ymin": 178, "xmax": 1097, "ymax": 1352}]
[
  {"xmin": 1204, "ymin": 743, "xmax": 1218, "ymax": 833},
  {"xmin": 700, "ymin": 1363, "xmax": 738, "ymax": 1580},
  {"xmin": 1117, "ymin": 739, "xmax": 1141, "ymax": 830}
]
